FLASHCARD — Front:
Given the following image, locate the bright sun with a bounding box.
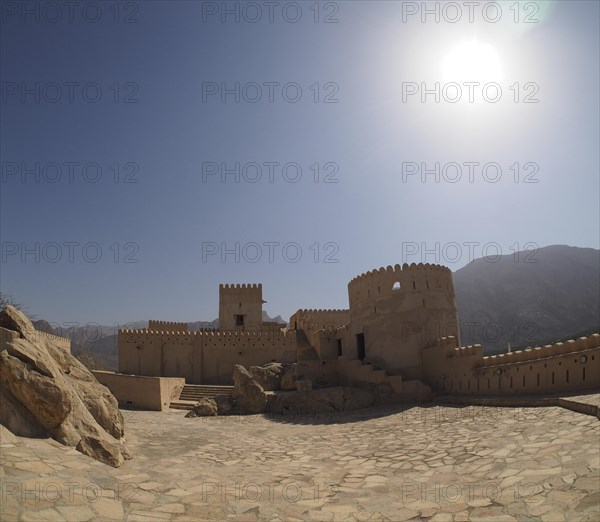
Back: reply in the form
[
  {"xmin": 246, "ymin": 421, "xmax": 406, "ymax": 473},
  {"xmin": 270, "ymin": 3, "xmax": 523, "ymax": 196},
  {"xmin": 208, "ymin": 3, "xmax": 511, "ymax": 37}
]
[{"xmin": 442, "ymin": 41, "xmax": 503, "ymax": 85}]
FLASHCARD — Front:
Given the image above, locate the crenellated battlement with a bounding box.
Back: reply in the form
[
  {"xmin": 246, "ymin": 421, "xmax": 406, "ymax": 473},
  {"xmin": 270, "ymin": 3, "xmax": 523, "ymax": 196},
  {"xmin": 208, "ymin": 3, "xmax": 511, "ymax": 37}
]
[
  {"xmin": 433, "ymin": 336, "xmax": 460, "ymax": 347},
  {"xmin": 118, "ymin": 323, "xmax": 297, "ymax": 383},
  {"xmin": 480, "ymin": 334, "xmax": 600, "ymax": 367},
  {"xmin": 289, "ymin": 308, "xmax": 350, "ymax": 334},
  {"xmin": 424, "ymin": 333, "xmax": 600, "ymax": 395},
  {"xmin": 294, "ymin": 308, "xmax": 349, "ymax": 314},
  {"xmin": 33, "ymin": 330, "xmax": 71, "ymax": 352},
  {"xmin": 119, "ymin": 328, "xmax": 291, "ymax": 339},
  {"xmin": 348, "ymin": 263, "xmax": 454, "ymax": 306},
  {"xmin": 148, "ymin": 320, "xmax": 189, "ymax": 332},
  {"xmin": 451, "ymin": 344, "xmax": 483, "ymax": 358},
  {"xmin": 219, "ymin": 283, "xmax": 262, "ymax": 292},
  {"xmin": 348, "ymin": 263, "xmax": 451, "ymax": 286}
]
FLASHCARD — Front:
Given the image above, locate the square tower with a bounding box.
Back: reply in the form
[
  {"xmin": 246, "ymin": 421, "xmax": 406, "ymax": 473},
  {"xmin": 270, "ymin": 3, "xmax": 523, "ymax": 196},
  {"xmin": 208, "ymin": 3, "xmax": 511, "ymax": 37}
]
[{"xmin": 218, "ymin": 284, "xmax": 264, "ymax": 331}]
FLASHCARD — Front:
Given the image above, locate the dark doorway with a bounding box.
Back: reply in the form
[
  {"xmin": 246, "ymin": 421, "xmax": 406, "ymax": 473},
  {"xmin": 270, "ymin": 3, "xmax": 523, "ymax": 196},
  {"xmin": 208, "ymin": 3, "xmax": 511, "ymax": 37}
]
[
  {"xmin": 235, "ymin": 314, "xmax": 244, "ymax": 326},
  {"xmin": 356, "ymin": 333, "xmax": 366, "ymax": 360},
  {"xmin": 337, "ymin": 339, "xmax": 343, "ymax": 357}
]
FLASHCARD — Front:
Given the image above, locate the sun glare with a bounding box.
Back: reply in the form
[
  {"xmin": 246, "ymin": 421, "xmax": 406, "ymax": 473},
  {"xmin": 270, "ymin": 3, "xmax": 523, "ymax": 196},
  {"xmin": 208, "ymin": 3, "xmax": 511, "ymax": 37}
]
[{"xmin": 442, "ymin": 41, "xmax": 503, "ymax": 85}]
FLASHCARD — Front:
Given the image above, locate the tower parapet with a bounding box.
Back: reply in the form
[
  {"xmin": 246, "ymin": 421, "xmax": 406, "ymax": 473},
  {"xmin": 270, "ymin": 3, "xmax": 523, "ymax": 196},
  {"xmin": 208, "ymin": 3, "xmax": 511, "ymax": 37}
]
[
  {"xmin": 219, "ymin": 283, "xmax": 264, "ymax": 331},
  {"xmin": 148, "ymin": 320, "xmax": 188, "ymax": 332},
  {"xmin": 346, "ymin": 263, "xmax": 458, "ymax": 379},
  {"xmin": 348, "ymin": 263, "xmax": 454, "ymax": 308}
]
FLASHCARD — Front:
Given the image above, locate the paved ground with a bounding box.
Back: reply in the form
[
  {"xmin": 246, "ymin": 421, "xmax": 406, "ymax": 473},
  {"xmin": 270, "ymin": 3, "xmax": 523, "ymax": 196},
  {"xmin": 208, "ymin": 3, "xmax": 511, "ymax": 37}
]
[{"xmin": 1, "ymin": 400, "xmax": 599, "ymax": 521}]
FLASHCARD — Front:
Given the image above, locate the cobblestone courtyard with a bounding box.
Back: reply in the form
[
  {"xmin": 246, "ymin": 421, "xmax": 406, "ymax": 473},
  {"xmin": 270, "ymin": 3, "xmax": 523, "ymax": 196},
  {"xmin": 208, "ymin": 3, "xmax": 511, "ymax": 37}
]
[{"xmin": 1, "ymin": 402, "xmax": 599, "ymax": 521}]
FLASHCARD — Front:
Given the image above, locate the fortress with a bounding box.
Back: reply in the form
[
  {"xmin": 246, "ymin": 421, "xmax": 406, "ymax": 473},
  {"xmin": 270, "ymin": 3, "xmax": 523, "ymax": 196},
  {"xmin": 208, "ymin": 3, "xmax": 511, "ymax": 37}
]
[{"xmin": 109, "ymin": 263, "xmax": 599, "ymax": 409}]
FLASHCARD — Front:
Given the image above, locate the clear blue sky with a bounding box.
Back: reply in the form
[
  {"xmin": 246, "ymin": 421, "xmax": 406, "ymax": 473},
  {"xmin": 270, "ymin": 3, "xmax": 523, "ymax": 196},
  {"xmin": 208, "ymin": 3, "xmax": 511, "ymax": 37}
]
[{"xmin": 1, "ymin": 0, "xmax": 598, "ymax": 327}]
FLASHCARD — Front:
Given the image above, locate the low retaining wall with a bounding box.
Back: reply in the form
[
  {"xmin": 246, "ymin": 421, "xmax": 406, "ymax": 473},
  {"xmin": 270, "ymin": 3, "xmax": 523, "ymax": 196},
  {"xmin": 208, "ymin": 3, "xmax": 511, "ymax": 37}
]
[
  {"xmin": 93, "ymin": 371, "xmax": 185, "ymax": 411},
  {"xmin": 437, "ymin": 393, "xmax": 600, "ymax": 419}
]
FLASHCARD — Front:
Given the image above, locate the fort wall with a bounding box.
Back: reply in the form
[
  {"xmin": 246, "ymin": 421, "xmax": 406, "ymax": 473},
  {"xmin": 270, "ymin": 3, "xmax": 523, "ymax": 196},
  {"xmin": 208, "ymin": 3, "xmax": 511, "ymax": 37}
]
[
  {"xmin": 33, "ymin": 330, "xmax": 71, "ymax": 352},
  {"xmin": 423, "ymin": 334, "xmax": 600, "ymax": 395},
  {"xmin": 289, "ymin": 308, "xmax": 350, "ymax": 351},
  {"xmin": 118, "ymin": 329, "xmax": 296, "ymax": 385}
]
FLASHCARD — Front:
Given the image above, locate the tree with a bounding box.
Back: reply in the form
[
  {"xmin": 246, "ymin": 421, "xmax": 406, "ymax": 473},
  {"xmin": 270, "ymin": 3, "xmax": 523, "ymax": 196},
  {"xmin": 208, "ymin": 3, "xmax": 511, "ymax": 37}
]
[{"xmin": 0, "ymin": 292, "xmax": 34, "ymax": 318}]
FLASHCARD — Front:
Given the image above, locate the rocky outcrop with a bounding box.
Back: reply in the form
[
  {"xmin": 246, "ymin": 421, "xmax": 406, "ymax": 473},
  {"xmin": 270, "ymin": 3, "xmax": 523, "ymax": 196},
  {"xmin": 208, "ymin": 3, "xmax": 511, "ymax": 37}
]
[
  {"xmin": 185, "ymin": 398, "xmax": 218, "ymax": 417},
  {"xmin": 266, "ymin": 387, "xmax": 375, "ymax": 415},
  {"xmin": 249, "ymin": 362, "xmax": 284, "ymax": 390},
  {"xmin": 185, "ymin": 364, "xmax": 375, "ymax": 418},
  {"xmin": 232, "ymin": 365, "xmax": 267, "ymax": 414},
  {"xmin": 249, "ymin": 362, "xmax": 297, "ymax": 391},
  {"xmin": 214, "ymin": 395, "xmax": 234, "ymax": 415},
  {"xmin": 0, "ymin": 306, "xmax": 130, "ymax": 467}
]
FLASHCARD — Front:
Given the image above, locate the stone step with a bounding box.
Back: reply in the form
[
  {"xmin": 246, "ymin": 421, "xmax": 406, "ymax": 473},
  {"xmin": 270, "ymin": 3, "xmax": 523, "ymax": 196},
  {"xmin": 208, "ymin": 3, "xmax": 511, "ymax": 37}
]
[
  {"xmin": 182, "ymin": 385, "xmax": 234, "ymax": 391},
  {"xmin": 181, "ymin": 386, "xmax": 233, "ymax": 393},
  {"xmin": 179, "ymin": 393, "xmax": 231, "ymax": 400},
  {"xmin": 177, "ymin": 385, "xmax": 234, "ymax": 404},
  {"xmin": 169, "ymin": 400, "xmax": 197, "ymax": 411}
]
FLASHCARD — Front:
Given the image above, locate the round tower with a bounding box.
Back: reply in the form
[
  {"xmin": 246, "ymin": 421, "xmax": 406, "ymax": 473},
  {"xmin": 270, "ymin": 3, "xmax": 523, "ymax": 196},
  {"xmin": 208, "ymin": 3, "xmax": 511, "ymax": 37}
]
[{"xmin": 347, "ymin": 263, "xmax": 459, "ymax": 379}]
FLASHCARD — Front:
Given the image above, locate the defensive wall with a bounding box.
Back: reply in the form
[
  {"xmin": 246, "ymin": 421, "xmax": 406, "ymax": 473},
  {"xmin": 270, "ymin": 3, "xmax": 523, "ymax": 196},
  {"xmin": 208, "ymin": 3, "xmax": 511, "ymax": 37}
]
[
  {"xmin": 289, "ymin": 308, "xmax": 350, "ymax": 351},
  {"xmin": 33, "ymin": 329, "xmax": 71, "ymax": 353},
  {"xmin": 118, "ymin": 329, "xmax": 296, "ymax": 385},
  {"xmin": 423, "ymin": 334, "xmax": 600, "ymax": 395}
]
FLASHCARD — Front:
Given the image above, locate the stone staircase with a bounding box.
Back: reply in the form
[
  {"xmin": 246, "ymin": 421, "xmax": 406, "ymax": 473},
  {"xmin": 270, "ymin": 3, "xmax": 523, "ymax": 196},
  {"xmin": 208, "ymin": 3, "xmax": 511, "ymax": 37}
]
[
  {"xmin": 170, "ymin": 384, "xmax": 234, "ymax": 411},
  {"xmin": 337, "ymin": 357, "xmax": 404, "ymax": 395}
]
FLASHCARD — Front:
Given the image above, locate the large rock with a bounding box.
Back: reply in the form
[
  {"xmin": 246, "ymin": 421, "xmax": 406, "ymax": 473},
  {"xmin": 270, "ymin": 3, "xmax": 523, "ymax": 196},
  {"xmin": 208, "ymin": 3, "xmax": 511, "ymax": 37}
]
[
  {"xmin": 249, "ymin": 362, "xmax": 284, "ymax": 390},
  {"xmin": 185, "ymin": 398, "xmax": 218, "ymax": 418},
  {"xmin": 214, "ymin": 395, "xmax": 234, "ymax": 415},
  {"xmin": 267, "ymin": 387, "xmax": 375, "ymax": 415},
  {"xmin": 232, "ymin": 365, "xmax": 267, "ymax": 414},
  {"xmin": 0, "ymin": 306, "xmax": 130, "ymax": 467}
]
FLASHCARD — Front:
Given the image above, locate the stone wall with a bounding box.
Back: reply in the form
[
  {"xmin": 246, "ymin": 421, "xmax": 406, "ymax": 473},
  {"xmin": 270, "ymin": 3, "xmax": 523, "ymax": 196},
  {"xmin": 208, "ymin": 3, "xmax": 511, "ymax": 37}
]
[
  {"xmin": 118, "ymin": 329, "xmax": 297, "ymax": 385},
  {"xmin": 423, "ymin": 334, "xmax": 600, "ymax": 395},
  {"xmin": 33, "ymin": 330, "xmax": 71, "ymax": 353},
  {"xmin": 289, "ymin": 308, "xmax": 350, "ymax": 347},
  {"xmin": 92, "ymin": 371, "xmax": 185, "ymax": 411}
]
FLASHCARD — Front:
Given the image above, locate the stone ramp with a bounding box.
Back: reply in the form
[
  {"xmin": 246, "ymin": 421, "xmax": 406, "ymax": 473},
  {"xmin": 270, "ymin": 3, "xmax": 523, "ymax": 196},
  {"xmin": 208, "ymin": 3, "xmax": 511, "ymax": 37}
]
[{"xmin": 170, "ymin": 384, "xmax": 233, "ymax": 411}]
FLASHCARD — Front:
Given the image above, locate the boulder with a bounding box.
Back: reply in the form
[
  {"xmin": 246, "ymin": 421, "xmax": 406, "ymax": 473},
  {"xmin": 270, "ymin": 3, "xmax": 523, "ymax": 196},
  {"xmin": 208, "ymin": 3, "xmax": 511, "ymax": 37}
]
[
  {"xmin": 280, "ymin": 364, "xmax": 297, "ymax": 390},
  {"xmin": 214, "ymin": 395, "xmax": 234, "ymax": 415},
  {"xmin": 249, "ymin": 362, "xmax": 284, "ymax": 390},
  {"xmin": 232, "ymin": 365, "xmax": 267, "ymax": 414},
  {"xmin": 185, "ymin": 398, "xmax": 218, "ymax": 417},
  {"xmin": 0, "ymin": 306, "xmax": 130, "ymax": 467}
]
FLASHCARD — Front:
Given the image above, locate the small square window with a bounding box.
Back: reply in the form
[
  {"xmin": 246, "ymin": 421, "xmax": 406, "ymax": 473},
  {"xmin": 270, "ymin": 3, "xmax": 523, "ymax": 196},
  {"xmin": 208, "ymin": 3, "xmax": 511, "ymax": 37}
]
[{"xmin": 235, "ymin": 315, "xmax": 244, "ymax": 326}]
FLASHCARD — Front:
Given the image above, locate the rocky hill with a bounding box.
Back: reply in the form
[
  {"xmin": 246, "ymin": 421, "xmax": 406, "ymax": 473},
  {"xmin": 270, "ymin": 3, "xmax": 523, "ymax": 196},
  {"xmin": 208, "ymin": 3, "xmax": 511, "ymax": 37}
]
[{"xmin": 454, "ymin": 245, "xmax": 600, "ymax": 353}]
